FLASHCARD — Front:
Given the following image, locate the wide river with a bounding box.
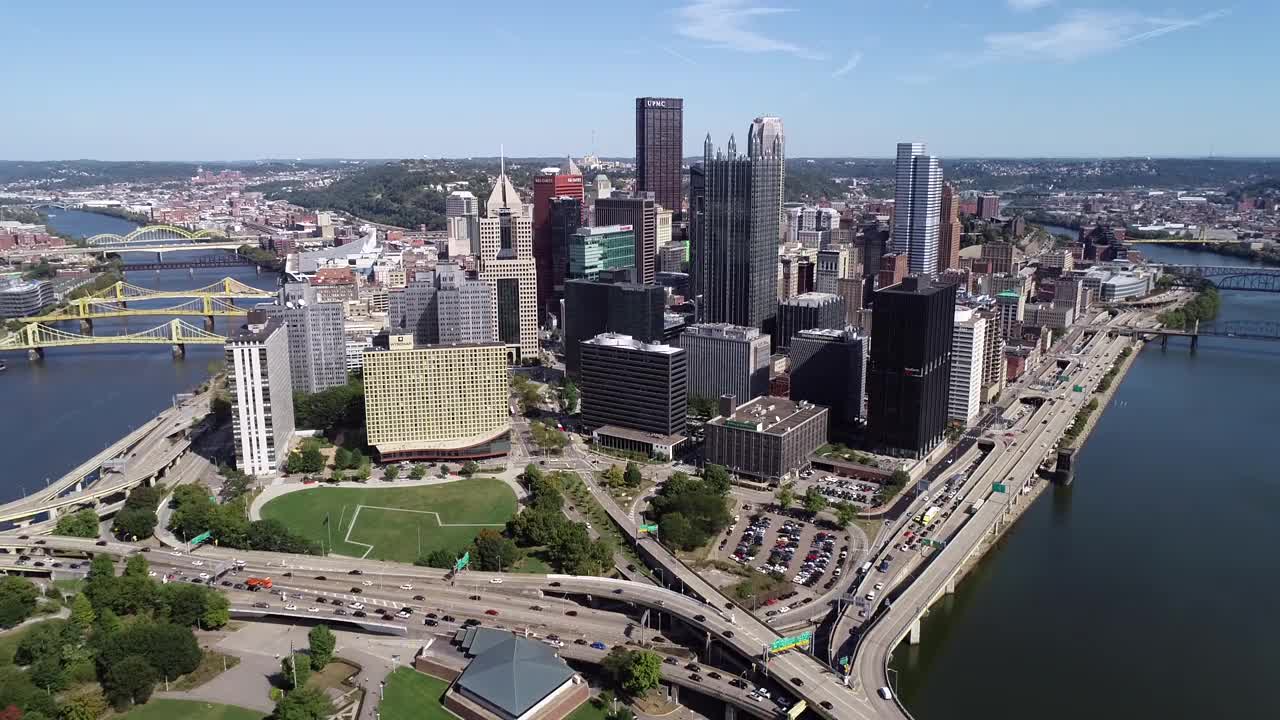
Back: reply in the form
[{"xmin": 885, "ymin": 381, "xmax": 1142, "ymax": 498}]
[
  {"xmin": 0, "ymin": 209, "xmax": 278, "ymax": 502},
  {"xmin": 894, "ymin": 244, "xmax": 1280, "ymax": 718}
]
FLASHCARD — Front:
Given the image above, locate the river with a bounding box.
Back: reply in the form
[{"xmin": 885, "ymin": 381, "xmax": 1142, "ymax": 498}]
[
  {"xmin": 894, "ymin": 243, "xmax": 1280, "ymax": 719},
  {"xmin": 0, "ymin": 209, "xmax": 278, "ymax": 502}
]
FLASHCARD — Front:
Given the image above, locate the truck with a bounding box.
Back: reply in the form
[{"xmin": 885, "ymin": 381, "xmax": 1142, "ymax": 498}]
[
  {"xmin": 968, "ymin": 499, "xmax": 984, "ymax": 514},
  {"xmin": 917, "ymin": 506, "xmax": 941, "ymax": 526},
  {"xmin": 246, "ymin": 577, "xmax": 273, "ymax": 590}
]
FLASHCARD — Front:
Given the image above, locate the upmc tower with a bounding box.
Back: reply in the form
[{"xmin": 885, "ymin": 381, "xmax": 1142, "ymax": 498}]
[{"xmin": 635, "ymin": 97, "xmax": 684, "ymax": 219}]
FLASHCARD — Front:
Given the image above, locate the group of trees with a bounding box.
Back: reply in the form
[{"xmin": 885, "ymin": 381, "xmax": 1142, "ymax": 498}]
[
  {"xmin": 511, "ymin": 375, "xmax": 544, "ymax": 415},
  {"xmin": 168, "ymin": 484, "xmax": 318, "ymax": 554},
  {"xmin": 112, "ymin": 485, "xmax": 162, "ymax": 541},
  {"xmin": 0, "ymin": 576, "xmax": 39, "ymax": 629},
  {"xmin": 270, "ymin": 625, "xmax": 336, "ymax": 719},
  {"xmin": 774, "ymin": 483, "xmax": 859, "ymax": 526},
  {"xmin": 53, "ymin": 509, "xmax": 101, "ymax": 538},
  {"xmin": 601, "ymin": 462, "xmax": 643, "ymax": 489},
  {"xmin": 284, "ymin": 439, "xmax": 327, "ymax": 475},
  {"xmin": 293, "ymin": 379, "xmax": 365, "ymax": 435},
  {"xmin": 646, "ymin": 466, "xmax": 732, "ymax": 551},
  {"xmin": 1159, "ymin": 285, "xmax": 1221, "ymax": 330},
  {"xmin": 529, "ymin": 421, "xmax": 569, "ymax": 455},
  {"xmin": 557, "ymin": 378, "xmax": 579, "ymax": 414},
  {"xmin": 502, "ymin": 465, "xmax": 614, "ymax": 575},
  {"xmin": 602, "ymin": 648, "xmax": 662, "ymax": 697}
]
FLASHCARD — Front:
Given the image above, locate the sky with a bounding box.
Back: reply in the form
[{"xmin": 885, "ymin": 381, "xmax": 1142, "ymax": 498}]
[{"xmin": 5, "ymin": 0, "xmax": 1275, "ymax": 160}]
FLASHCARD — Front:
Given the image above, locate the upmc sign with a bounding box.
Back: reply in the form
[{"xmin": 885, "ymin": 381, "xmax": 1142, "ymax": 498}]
[
  {"xmin": 646, "ymin": 99, "xmax": 667, "ymax": 108},
  {"xmin": 640, "ymin": 97, "xmax": 682, "ymax": 110}
]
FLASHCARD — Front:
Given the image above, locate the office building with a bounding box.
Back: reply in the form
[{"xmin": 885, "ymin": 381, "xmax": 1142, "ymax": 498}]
[
  {"xmin": 776, "ymin": 292, "xmax": 845, "ymax": 351},
  {"xmin": 547, "ymin": 196, "xmax": 582, "ymax": 315},
  {"xmin": 891, "ymin": 142, "xmax": 943, "ymax": 276},
  {"xmin": 532, "ymin": 159, "xmax": 585, "ymax": 315},
  {"xmin": 981, "ymin": 241, "xmax": 1016, "ymax": 275},
  {"xmin": 435, "ymin": 263, "xmax": 493, "ymax": 344},
  {"xmin": 704, "ymin": 396, "xmax": 828, "ymax": 482},
  {"xmin": 635, "ymin": 97, "xmax": 684, "ymax": 218},
  {"xmin": 748, "ymin": 116, "xmax": 786, "ymax": 231},
  {"xmin": 837, "ymin": 277, "xmax": 866, "ymax": 325},
  {"xmin": 580, "ymin": 333, "xmax": 687, "ymax": 458},
  {"xmin": 656, "ymin": 207, "xmax": 673, "ymax": 249},
  {"xmin": 0, "ymin": 279, "xmax": 54, "ymax": 318},
  {"xmin": 949, "ymin": 309, "xmax": 987, "ymax": 426},
  {"xmin": 656, "ymin": 271, "xmax": 691, "ymax": 298},
  {"xmin": 787, "ymin": 206, "xmax": 840, "ymax": 245},
  {"xmin": 446, "ymin": 190, "xmax": 480, "ymax": 258},
  {"xmin": 977, "ymin": 194, "xmax": 1001, "ymax": 220},
  {"xmin": 867, "ymin": 276, "xmax": 956, "ymax": 458},
  {"xmin": 678, "ymin": 323, "xmax": 771, "ymax": 406},
  {"xmin": 563, "ymin": 279, "xmax": 665, "ymax": 377},
  {"xmin": 226, "ymin": 310, "xmax": 295, "ymax": 476},
  {"xmin": 595, "ymin": 194, "xmax": 657, "ymax": 285},
  {"xmin": 363, "ymin": 340, "xmax": 509, "ymax": 461},
  {"xmin": 938, "ymin": 182, "xmax": 962, "ymax": 273},
  {"xmin": 568, "ymin": 225, "xmax": 635, "ymax": 281},
  {"xmin": 978, "ymin": 308, "xmax": 1006, "ymax": 402},
  {"xmin": 789, "ymin": 328, "xmax": 867, "ymax": 429},
  {"xmin": 690, "ymin": 132, "xmax": 783, "ymax": 333},
  {"xmin": 1039, "ymin": 249, "xmax": 1075, "ymax": 272},
  {"xmin": 996, "ymin": 290, "xmax": 1025, "ymax": 341},
  {"xmin": 1054, "ymin": 277, "xmax": 1089, "ymax": 313},
  {"xmin": 1023, "ymin": 302, "xmax": 1075, "ymax": 331},
  {"xmin": 262, "ymin": 294, "xmax": 347, "ymax": 394},
  {"xmin": 478, "ymin": 164, "xmax": 539, "ymax": 363},
  {"xmin": 877, "ymin": 253, "xmax": 908, "ymax": 290},
  {"xmin": 658, "ymin": 242, "xmax": 687, "ymax": 273}
]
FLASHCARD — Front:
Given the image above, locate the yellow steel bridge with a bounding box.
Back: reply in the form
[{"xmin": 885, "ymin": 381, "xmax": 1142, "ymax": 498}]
[
  {"xmin": 0, "ymin": 319, "xmax": 227, "ymax": 356},
  {"xmin": 82, "ymin": 276, "xmax": 273, "ymax": 303},
  {"xmin": 85, "ymin": 224, "xmax": 226, "ymax": 247}
]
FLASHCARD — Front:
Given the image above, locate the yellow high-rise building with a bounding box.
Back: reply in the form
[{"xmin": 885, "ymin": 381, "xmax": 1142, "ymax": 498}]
[{"xmin": 363, "ymin": 341, "xmax": 510, "ymax": 462}]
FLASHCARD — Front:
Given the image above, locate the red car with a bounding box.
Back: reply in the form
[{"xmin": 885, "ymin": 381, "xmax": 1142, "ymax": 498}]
[{"xmin": 485, "ymin": 609, "xmax": 499, "ymax": 616}]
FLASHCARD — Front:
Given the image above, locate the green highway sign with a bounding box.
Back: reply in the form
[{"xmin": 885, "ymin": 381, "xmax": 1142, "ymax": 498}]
[
  {"xmin": 839, "ymin": 656, "xmax": 850, "ymax": 667},
  {"xmin": 639, "ymin": 524, "xmax": 659, "ymax": 534},
  {"xmin": 993, "ymin": 482, "xmax": 1007, "ymax": 493},
  {"xmin": 923, "ymin": 538, "xmax": 948, "ymax": 549},
  {"xmin": 1073, "ymin": 385, "xmax": 1084, "ymax": 392},
  {"xmin": 189, "ymin": 531, "xmax": 212, "ymax": 547},
  {"xmin": 769, "ymin": 630, "xmax": 813, "ymax": 654},
  {"xmin": 454, "ymin": 552, "xmax": 470, "ymax": 572}
]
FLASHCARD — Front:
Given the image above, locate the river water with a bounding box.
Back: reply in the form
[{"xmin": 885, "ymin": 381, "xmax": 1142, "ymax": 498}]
[
  {"xmin": 0, "ymin": 209, "xmax": 277, "ymax": 501},
  {"xmin": 894, "ymin": 244, "xmax": 1280, "ymax": 719}
]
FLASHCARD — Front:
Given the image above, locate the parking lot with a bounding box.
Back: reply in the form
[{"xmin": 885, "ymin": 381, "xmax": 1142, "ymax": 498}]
[{"xmin": 805, "ymin": 472, "xmax": 881, "ymax": 508}]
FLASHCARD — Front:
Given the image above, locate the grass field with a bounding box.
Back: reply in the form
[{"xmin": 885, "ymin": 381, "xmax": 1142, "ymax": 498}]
[
  {"xmin": 119, "ymin": 700, "xmax": 264, "ymax": 720},
  {"xmin": 379, "ymin": 667, "xmax": 454, "ymax": 720},
  {"xmin": 260, "ymin": 479, "xmax": 517, "ymax": 563},
  {"xmin": 566, "ymin": 699, "xmax": 609, "ymax": 720}
]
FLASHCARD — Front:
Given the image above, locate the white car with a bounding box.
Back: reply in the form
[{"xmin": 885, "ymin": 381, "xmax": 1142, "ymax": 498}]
[
  {"xmin": 307, "ymin": 607, "xmax": 320, "ymax": 613},
  {"xmin": 284, "ymin": 604, "xmax": 298, "ymax": 611},
  {"xmin": 148, "ymin": 571, "xmax": 157, "ymax": 577},
  {"xmin": 396, "ymin": 610, "xmax": 410, "ymax": 619},
  {"xmin": 198, "ymin": 572, "xmax": 210, "ymax": 580},
  {"xmin": 362, "ymin": 580, "xmax": 373, "ymax": 586},
  {"xmin": 756, "ymin": 688, "xmax": 771, "ymax": 699},
  {"xmin": 777, "ymin": 606, "xmax": 790, "ymax": 613},
  {"xmin": 865, "ymin": 592, "xmax": 876, "ymax": 601},
  {"xmin": 488, "ymin": 578, "xmax": 503, "ymax": 585},
  {"xmin": 874, "ymin": 582, "xmax": 884, "ymax": 591},
  {"xmin": 170, "ymin": 551, "xmax": 183, "ymax": 557},
  {"xmin": 399, "ymin": 583, "xmax": 414, "ymax": 590},
  {"xmin": 191, "ymin": 560, "xmax": 204, "ymax": 567},
  {"xmin": 348, "ymin": 602, "xmax": 364, "ymax": 610}
]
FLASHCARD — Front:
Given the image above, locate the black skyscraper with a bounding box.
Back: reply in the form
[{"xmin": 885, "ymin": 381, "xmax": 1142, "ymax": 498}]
[
  {"xmin": 689, "ymin": 132, "xmax": 783, "ymax": 335},
  {"xmin": 866, "ymin": 276, "xmax": 956, "ymax": 458},
  {"xmin": 635, "ymin": 97, "xmax": 684, "ymax": 219},
  {"xmin": 548, "ymin": 196, "xmax": 582, "ymax": 317},
  {"xmin": 563, "ymin": 279, "xmax": 666, "ymax": 377}
]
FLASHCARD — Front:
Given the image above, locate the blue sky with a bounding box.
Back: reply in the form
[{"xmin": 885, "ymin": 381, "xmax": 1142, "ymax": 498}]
[{"xmin": 6, "ymin": 0, "xmax": 1274, "ymax": 160}]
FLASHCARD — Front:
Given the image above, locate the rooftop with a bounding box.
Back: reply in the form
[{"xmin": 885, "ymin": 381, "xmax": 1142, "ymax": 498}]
[
  {"xmin": 583, "ymin": 332, "xmax": 683, "ymax": 355},
  {"xmin": 709, "ymin": 396, "xmax": 827, "ymax": 436},
  {"xmin": 595, "ymin": 424, "xmax": 686, "ymax": 446},
  {"xmin": 455, "ymin": 634, "xmax": 576, "ymax": 719}
]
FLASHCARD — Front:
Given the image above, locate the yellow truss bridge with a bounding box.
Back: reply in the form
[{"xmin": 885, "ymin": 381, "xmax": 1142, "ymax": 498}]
[
  {"xmin": 20, "ymin": 296, "xmax": 252, "ymax": 324},
  {"xmin": 86, "ymin": 224, "xmax": 225, "ymax": 247},
  {"xmin": 0, "ymin": 319, "xmax": 226, "ymax": 358},
  {"xmin": 84, "ymin": 276, "xmax": 274, "ymax": 303}
]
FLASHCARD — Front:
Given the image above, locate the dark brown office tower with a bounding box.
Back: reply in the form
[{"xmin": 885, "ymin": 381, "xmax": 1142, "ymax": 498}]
[
  {"xmin": 938, "ymin": 182, "xmax": 962, "ymax": 274},
  {"xmin": 596, "ymin": 194, "xmax": 657, "ymax": 285},
  {"xmin": 635, "ymin": 97, "xmax": 684, "ymax": 218}
]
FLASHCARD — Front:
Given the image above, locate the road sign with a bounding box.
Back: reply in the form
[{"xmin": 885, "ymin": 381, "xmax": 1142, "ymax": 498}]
[
  {"xmin": 839, "ymin": 656, "xmax": 850, "ymax": 667},
  {"xmin": 638, "ymin": 524, "xmax": 659, "ymax": 534},
  {"xmin": 454, "ymin": 552, "xmax": 470, "ymax": 572},
  {"xmin": 1073, "ymin": 385, "xmax": 1084, "ymax": 392},
  {"xmin": 189, "ymin": 531, "xmax": 212, "ymax": 547},
  {"xmin": 922, "ymin": 538, "xmax": 948, "ymax": 549},
  {"xmin": 769, "ymin": 630, "xmax": 813, "ymax": 654},
  {"xmin": 993, "ymin": 482, "xmax": 1007, "ymax": 493}
]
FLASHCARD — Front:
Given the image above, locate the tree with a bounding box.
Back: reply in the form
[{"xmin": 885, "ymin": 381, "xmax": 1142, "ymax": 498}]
[
  {"xmin": 383, "ymin": 464, "xmax": 400, "ymax": 481},
  {"xmin": 202, "ymin": 591, "xmax": 230, "ymax": 629},
  {"xmin": 29, "ymin": 654, "xmax": 66, "ymax": 694},
  {"xmin": 408, "ymin": 464, "xmax": 427, "ymax": 480},
  {"xmin": 604, "ymin": 649, "xmax": 662, "ymax": 696},
  {"xmin": 69, "ymin": 594, "xmax": 95, "ymax": 630},
  {"xmin": 460, "ymin": 460, "xmax": 480, "ymax": 477},
  {"xmin": 0, "ymin": 577, "xmax": 39, "ymax": 628},
  {"xmin": 527, "ymin": 476, "xmax": 564, "ymax": 513},
  {"xmin": 210, "ymin": 393, "xmax": 232, "ymax": 423},
  {"xmin": 123, "ymin": 554, "xmax": 149, "ymax": 579},
  {"xmin": 529, "ymin": 421, "xmax": 568, "ymax": 454},
  {"xmin": 558, "ymin": 377, "xmax": 579, "ymax": 414},
  {"xmin": 472, "ymin": 529, "xmax": 519, "ymax": 572},
  {"xmin": 802, "ymin": 486, "xmax": 828, "ymax": 516},
  {"xmin": 416, "ymin": 548, "xmax": 457, "ymax": 569},
  {"xmin": 271, "ymin": 686, "xmax": 332, "ymax": 720},
  {"xmin": 97, "ymin": 622, "xmax": 201, "ymax": 682},
  {"xmin": 333, "ymin": 447, "xmax": 352, "ymax": 471},
  {"xmin": 53, "ymin": 508, "xmax": 101, "ymax": 538},
  {"xmin": 775, "ymin": 483, "xmax": 795, "ymax": 512},
  {"xmin": 834, "ymin": 502, "xmax": 859, "ymax": 529},
  {"xmin": 888, "ymin": 469, "xmax": 910, "ymax": 489},
  {"xmin": 511, "ymin": 375, "xmax": 543, "ymax": 415},
  {"xmin": 604, "ymin": 465, "xmax": 624, "ymax": 486},
  {"xmin": 308, "ymin": 625, "xmax": 336, "ymax": 671},
  {"xmin": 702, "ymin": 464, "xmax": 731, "ymax": 495},
  {"xmin": 688, "ymin": 395, "xmax": 718, "ymax": 418},
  {"xmin": 112, "ymin": 507, "xmax": 158, "ymax": 541},
  {"xmin": 523, "ymin": 463, "xmax": 544, "ymax": 484},
  {"xmin": 281, "ymin": 653, "xmax": 311, "ymax": 691},
  {"xmin": 14, "ymin": 620, "xmax": 72, "ymax": 666},
  {"xmin": 623, "ymin": 462, "xmax": 642, "ymax": 488},
  {"xmin": 219, "ymin": 466, "xmax": 255, "ymax": 502},
  {"xmin": 103, "ymin": 655, "xmax": 156, "ymax": 711}
]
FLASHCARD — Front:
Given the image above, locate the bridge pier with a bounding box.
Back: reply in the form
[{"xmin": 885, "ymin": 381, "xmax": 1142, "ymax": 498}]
[
  {"xmin": 79, "ymin": 318, "xmax": 93, "ymax": 333},
  {"xmin": 171, "ymin": 344, "xmax": 186, "ymax": 358},
  {"xmin": 725, "ymin": 703, "xmax": 737, "ymax": 720},
  {"xmin": 203, "ymin": 316, "xmax": 215, "ymax": 331},
  {"xmin": 1160, "ymin": 335, "xmax": 1168, "ymax": 349},
  {"xmin": 945, "ymin": 578, "xmax": 956, "ymax": 595},
  {"xmin": 667, "ymin": 682, "xmax": 680, "ymax": 703},
  {"xmin": 908, "ymin": 617, "xmax": 922, "ymax": 645},
  {"xmin": 27, "ymin": 348, "xmax": 43, "ymax": 361},
  {"xmin": 1190, "ymin": 334, "xmax": 1199, "ymax": 352}
]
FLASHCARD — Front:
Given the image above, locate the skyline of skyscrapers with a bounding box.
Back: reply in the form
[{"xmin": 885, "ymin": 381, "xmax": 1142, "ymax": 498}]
[{"xmin": 892, "ymin": 142, "xmax": 943, "ymax": 276}]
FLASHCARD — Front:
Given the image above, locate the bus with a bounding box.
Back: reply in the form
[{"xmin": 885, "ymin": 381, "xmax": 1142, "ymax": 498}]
[{"xmin": 916, "ymin": 506, "xmax": 941, "ymax": 526}]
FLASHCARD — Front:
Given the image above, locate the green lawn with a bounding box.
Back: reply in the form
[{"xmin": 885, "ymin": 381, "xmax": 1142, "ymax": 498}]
[
  {"xmin": 566, "ymin": 699, "xmax": 610, "ymax": 720},
  {"xmin": 512, "ymin": 548, "xmax": 552, "ymax": 574},
  {"xmin": 118, "ymin": 699, "xmax": 264, "ymax": 720},
  {"xmin": 260, "ymin": 479, "xmax": 517, "ymax": 563},
  {"xmin": 379, "ymin": 667, "xmax": 454, "ymax": 720}
]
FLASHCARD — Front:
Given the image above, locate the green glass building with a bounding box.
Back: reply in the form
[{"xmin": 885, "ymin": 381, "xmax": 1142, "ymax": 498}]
[{"xmin": 568, "ymin": 224, "xmax": 636, "ymax": 280}]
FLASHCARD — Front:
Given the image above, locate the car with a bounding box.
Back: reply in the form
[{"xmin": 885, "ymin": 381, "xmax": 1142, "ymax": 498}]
[
  {"xmin": 284, "ymin": 604, "xmax": 298, "ymax": 611},
  {"xmin": 283, "ymin": 572, "xmax": 292, "ymax": 578},
  {"xmin": 694, "ymin": 614, "xmax": 706, "ymax": 622},
  {"xmin": 348, "ymin": 569, "xmax": 363, "ymax": 575},
  {"xmin": 353, "ymin": 610, "xmax": 367, "ymax": 618},
  {"xmin": 95, "ymin": 540, "xmax": 108, "ymax": 547},
  {"xmin": 234, "ymin": 583, "xmax": 246, "ymax": 590},
  {"xmin": 307, "ymin": 606, "xmax": 320, "ymax": 613},
  {"xmin": 550, "ymin": 581, "xmax": 561, "ymax": 587},
  {"xmin": 612, "ymin": 588, "xmax": 623, "ymax": 594},
  {"xmin": 348, "ymin": 602, "xmax": 364, "ymax": 610},
  {"xmin": 708, "ymin": 671, "xmax": 721, "ymax": 680},
  {"xmin": 361, "ymin": 580, "xmax": 373, "ymax": 586},
  {"xmin": 413, "ymin": 595, "xmax": 426, "ymax": 601},
  {"xmin": 400, "ymin": 583, "xmax": 414, "ymax": 590},
  {"xmin": 565, "ymin": 610, "xmax": 578, "ymax": 617},
  {"xmin": 198, "ymin": 572, "xmax": 210, "ymax": 579},
  {"xmin": 663, "ymin": 657, "xmax": 678, "ymax": 665},
  {"xmin": 685, "ymin": 663, "xmax": 700, "ymax": 671},
  {"xmin": 874, "ymin": 582, "xmax": 884, "ymax": 591},
  {"xmin": 878, "ymin": 686, "xmax": 895, "ymax": 700},
  {"xmin": 485, "ymin": 609, "xmax": 499, "ymax": 616},
  {"xmin": 252, "ymin": 602, "xmax": 270, "ymax": 609},
  {"xmin": 591, "ymin": 641, "xmax": 607, "ymax": 650},
  {"xmin": 171, "ymin": 551, "xmax": 183, "ymax": 557},
  {"xmin": 424, "ymin": 619, "xmax": 438, "ymax": 627},
  {"xmin": 191, "ymin": 560, "xmax": 203, "ymax": 567},
  {"xmin": 574, "ymin": 639, "xmax": 588, "ymax": 645},
  {"xmin": 790, "ymin": 677, "xmax": 803, "ymax": 687},
  {"xmin": 721, "ymin": 630, "xmax": 734, "ymax": 639},
  {"xmin": 730, "ymin": 679, "xmax": 747, "ymax": 689},
  {"xmin": 689, "ymin": 673, "xmax": 702, "ymax": 682},
  {"xmin": 756, "ymin": 688, "xmax": 771, "ymax": 698},
  {"xmin": 351, "ymin": 587, "xmax": 363, "ymax": 594},
  {"xmin": 488, "ymin": 578, "xmax": 503, "ymax": 585},
  {"xmin": 442, "ymin": 615, "xmax": 456, "ymax": 623},
  {"xmin": 426, "ymin": 612, "xmax": 439, "ymax": 619},
  {"xmin": 220, "ymin": 581, "xmax": 232, "ymax": 587},
  {"xmin": 765, "ymin": 610, "xmax": 779, "ymax": 617},
  {"xmin": 530, "ymin": 605, "xmax": 544, "ymax": 611},
  {"xmin": 34, "ymin": 540, "xmax": 45, "ymax": 546},
  {"xmin": 821, "ymin": 701, "xmax": 833, "ymax": 710},
  {"xmin": 315, "ymin": 575, "xmax": 327, "ymax": 581},
  {"xmin": 469, "ymin": 595, "xmax": 481, "ymax": 601},
  {"xmin": 189, "ymin": 577, "xmax": 202, "ymax": 583},
  {"xmin": 334, "ymin": 608, "xmax": 348, "ymax": 616},
  {"xmin": 396, "ymin": 610, "xmax": 411, "ymax": 619},
  {"xmin": 750, "ymin": 694, "xmax": 763, "ymax": 703}
]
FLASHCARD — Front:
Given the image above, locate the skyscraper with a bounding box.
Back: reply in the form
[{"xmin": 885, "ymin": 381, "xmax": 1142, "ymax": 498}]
[
  {"xmin": 776, "ymin": 291, "xmax": 846, "ymax": 352},
  {"xmin": 532, "ymin": 158, "xmax": 584, "ymax": 316},
  {"xmin": 478, "ymin": 163, "xmax": 539, "ymax": 363},
  {"xmin": 446, "ymin": 190, "xmax": 480, "ymax": 257},
  {"xmin": 938, "ymin": 182, "xmax": 962, "ymax": 273},
  {"xmin": 563, "ymin": 279, "xmax": 665, "ymax": 377},
  {"xmin": 226, "ymin": 311, "xmax": 295, "ymax": 477},
  {"xmin": 635, "ymin": 97, "xmax": 684, "ymax": 218},
  {"xmin": 262, "ymin": 291, "xmax": 347, "ymax": 395},
  {"xmin": 547, "ymin": 196, "xmax": 582, "ymax": 315},
  {"xmin": 595, "ymin": 194, "xmax": 657, "ymax": 285},
  {"xmin": 949, "ymin": 308, "xmax": 987, "ymax": 426},
  {"xmin": 748, "ymin": 116, "xmax": 785, "ymax": 230},
  {"xmin": 892, "ymin": 142, "xmax": 943, "ymax": 276},
  {"xmin": 580, "ymin": 333, "xmax": 687, "ymax": 437},
  {"xmin": 790, "ymin": 327, "xmax": 867, "ymax": 429},
  {"xmin": 867, "ymin": 276, "xmax": 956, "ymax": 458},
  {"xmin": 690, "ymin": 131, "xmax": 783, "ymax": 334},
  {"xmin": 977, "ymin": 194, "xmax": 1001, "ymax": 220},
  {"xmin": 678, "ymin": 323, "xmax": 771, "ymax": 407},
  {"xmin": 388, "ymin": 262, "xmax": 492, "ymax": 346},
  {"xmin": 568, "ymin": 225, "xmax": 636, "ymax": 281}
]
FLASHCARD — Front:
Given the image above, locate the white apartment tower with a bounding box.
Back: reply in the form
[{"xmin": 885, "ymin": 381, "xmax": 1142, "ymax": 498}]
[
  {"xmin": 478, "ymin": 162, "xmax": 539, "ymax": 363},
  {"xmin": 226, "ymin": 310, "xmax": 295, "ymax": 477},
  {"xmin": 892, "ymin": 142, "xmax": 943, "ymax": 276},
  {"xmin": 949, "ymin": 308, "xmax": 987, "ymax": 426}
]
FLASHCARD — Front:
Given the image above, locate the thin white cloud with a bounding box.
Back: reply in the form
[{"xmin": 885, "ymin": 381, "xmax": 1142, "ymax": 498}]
[
  {"xmin": 660, "ymin": 45, "xmax": 701, "ymax": 66},
  {"xmin": 1006, "ymin": 0, "xmax": 1054, "ymax": 11},
  {"xmin": 675, "ymin": 0, "xmax": 822, "ymax": 60},
  {"xmin": 983, "ymin": 8, "xmax": 1229, "ymax": 62},
  {"xmin": 832, "ymin": 51, "xmax": 863, "ymax": 77}
]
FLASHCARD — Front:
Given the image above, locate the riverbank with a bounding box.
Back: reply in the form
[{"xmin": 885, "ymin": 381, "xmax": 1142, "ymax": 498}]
[{"xmin": 81, "ymin": 205, "xmax": 152, "ymax": 225}]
